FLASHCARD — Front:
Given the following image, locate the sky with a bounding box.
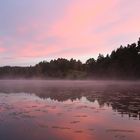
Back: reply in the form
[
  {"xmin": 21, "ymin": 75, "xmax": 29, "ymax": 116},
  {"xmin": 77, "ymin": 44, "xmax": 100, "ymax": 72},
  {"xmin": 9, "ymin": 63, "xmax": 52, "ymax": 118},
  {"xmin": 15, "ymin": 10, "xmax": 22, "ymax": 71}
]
[{"xmin": 0, "ymin": 0, "xmax": 140, "ymax": 66}]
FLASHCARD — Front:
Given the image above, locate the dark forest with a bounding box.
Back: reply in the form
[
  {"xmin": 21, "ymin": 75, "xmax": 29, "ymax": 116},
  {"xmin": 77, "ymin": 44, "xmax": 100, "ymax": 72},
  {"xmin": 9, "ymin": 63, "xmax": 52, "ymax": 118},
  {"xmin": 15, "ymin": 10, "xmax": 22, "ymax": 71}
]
[{"xmin": 0, "ymin": 38, "xmax": 140, "ymax": 79}]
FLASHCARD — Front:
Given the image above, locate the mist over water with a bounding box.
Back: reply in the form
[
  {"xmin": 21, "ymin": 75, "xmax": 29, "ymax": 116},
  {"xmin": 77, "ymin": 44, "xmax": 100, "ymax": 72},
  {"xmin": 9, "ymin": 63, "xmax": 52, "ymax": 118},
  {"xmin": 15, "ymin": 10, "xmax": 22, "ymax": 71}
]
[{"xmin": 0, "ymin": 80, "xmax": 140, "ymax": 140}]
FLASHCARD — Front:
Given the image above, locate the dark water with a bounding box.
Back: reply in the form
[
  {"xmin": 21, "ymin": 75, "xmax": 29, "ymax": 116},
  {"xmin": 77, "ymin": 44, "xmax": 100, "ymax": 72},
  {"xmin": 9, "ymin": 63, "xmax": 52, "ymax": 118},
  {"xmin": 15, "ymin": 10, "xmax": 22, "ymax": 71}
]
[{"xmin": 0, "ymin": 80, "xmax": 140, "ymax": 140}]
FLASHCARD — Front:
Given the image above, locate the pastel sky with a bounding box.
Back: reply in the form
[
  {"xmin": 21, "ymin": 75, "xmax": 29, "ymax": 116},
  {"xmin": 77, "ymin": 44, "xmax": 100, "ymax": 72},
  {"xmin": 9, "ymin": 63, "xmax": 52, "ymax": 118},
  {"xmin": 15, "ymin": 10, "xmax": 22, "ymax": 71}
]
[{"xmin": 0, "ymin": 0, "xmax": 140, "ymax": 66}]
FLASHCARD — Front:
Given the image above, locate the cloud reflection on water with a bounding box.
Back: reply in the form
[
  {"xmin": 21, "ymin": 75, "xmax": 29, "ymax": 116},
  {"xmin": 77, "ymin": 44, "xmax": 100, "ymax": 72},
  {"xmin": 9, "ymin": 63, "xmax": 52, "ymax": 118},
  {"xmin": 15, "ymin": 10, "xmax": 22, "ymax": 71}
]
[{"xmin": 0, "ymin": 80, "xmax": 140, "ymax": 140}]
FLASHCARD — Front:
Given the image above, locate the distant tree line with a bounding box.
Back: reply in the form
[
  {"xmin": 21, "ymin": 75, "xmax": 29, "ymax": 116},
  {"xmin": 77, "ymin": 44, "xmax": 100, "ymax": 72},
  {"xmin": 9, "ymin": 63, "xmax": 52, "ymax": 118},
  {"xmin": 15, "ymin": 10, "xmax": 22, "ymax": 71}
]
[{"xmin": 0, "ymin": 38, "xmax": 140, "ymax": 79}]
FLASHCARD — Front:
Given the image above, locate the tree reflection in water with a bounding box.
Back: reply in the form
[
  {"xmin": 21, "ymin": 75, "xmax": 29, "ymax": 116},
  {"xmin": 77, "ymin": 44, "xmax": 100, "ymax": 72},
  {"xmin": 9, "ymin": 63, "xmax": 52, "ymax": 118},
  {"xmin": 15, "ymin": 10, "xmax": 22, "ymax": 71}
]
[{"xmin": 0, "ymin": 80, "xmax": 140, "ymax": 119}]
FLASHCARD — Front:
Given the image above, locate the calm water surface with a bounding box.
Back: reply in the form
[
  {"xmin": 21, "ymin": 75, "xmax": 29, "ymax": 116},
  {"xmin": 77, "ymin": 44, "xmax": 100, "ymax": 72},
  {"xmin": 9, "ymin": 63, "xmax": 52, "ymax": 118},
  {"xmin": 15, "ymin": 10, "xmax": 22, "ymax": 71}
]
[{"xmin": 0, "ymin": 80, "xmax": 140, "ymax": 140}]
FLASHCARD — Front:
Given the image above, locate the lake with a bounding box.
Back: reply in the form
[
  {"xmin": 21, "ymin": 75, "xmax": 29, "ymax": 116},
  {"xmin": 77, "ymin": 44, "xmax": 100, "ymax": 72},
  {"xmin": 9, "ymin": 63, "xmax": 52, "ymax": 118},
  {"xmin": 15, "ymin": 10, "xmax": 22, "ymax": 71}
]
[{"xmin": 0, "ymin": 80, "xmax": 140, "ymax": 140}]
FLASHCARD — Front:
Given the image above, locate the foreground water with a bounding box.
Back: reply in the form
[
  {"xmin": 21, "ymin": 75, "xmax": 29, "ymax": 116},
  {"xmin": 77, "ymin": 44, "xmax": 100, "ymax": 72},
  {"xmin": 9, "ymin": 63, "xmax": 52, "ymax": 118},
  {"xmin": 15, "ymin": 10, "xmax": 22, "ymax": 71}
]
[{"xmin": 0, "ymin": 80, "xmax": 140, "ymax": 140}]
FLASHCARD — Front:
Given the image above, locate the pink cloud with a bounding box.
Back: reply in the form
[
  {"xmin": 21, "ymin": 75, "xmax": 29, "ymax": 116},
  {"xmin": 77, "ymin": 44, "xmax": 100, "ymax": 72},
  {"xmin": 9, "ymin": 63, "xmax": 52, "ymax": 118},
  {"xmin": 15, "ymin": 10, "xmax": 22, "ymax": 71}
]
[
  {"xmin": 13, "ymin": 43, "xmax": 60, "ymax": 58},
  {"xmin": 48, "ymin": 0, "xmax": 120, "ymax": 57},
  {"xmin": 109, "ymin": 16, "xmax": 140, "ymax": 36},
  {"xmin": 0, "ymin": 39, "xmax": 5, "ymax": 53},
  {"xmin": 0, "ymin": 47, "xmax": 5, "ymax": 53},
  {"xmin": 13, "ymin": 0, "xmax": 120, "ymax": 59},
  {"xmin": 50, "ymin": 0, "xmax": 119, "ymax": 35},
  {"xmin": 1, "ymin": 0, "xmax": 140, "ymax": 65}
]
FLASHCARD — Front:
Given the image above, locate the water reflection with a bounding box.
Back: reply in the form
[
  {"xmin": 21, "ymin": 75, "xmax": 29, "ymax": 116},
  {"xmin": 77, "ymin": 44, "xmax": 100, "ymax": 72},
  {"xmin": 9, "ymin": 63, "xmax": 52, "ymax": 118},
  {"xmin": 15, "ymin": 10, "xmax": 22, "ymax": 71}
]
[{"xmin": 0, "ymin": 80, "xmax": 140, "ymax": 140}]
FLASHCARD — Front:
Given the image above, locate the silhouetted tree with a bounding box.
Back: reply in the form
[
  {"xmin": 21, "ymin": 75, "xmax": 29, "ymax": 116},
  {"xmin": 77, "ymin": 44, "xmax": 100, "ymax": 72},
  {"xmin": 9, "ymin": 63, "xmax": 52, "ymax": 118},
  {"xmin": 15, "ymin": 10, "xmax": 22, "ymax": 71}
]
[{"xmin": 0, "ymin": 38, "xmax": 140, "ymax": 79}]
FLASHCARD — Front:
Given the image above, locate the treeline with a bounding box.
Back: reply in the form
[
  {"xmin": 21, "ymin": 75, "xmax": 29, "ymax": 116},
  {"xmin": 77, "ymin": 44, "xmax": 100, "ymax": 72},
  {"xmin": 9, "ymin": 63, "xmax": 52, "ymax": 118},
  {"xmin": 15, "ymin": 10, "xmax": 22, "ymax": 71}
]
[{"xmin": 0, "ymin": 38, "xmax": 140, "ymax": 79}]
